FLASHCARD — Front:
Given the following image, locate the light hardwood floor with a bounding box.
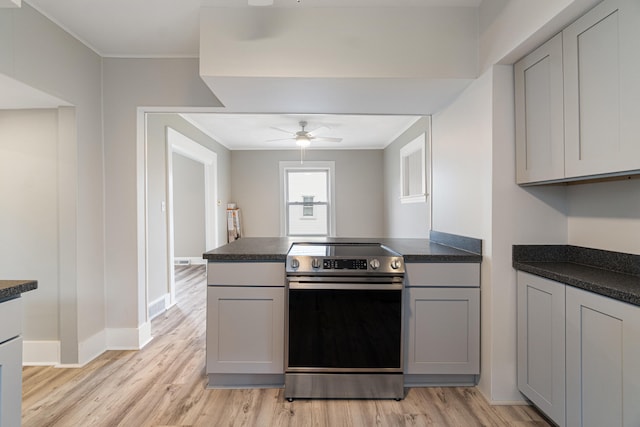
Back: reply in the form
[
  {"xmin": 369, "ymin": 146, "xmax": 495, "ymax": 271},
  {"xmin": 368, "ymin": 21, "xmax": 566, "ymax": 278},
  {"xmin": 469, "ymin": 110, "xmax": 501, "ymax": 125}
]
[{"xmin": 22, "ymin": 265, "xmax": 550, "ymax": 427}]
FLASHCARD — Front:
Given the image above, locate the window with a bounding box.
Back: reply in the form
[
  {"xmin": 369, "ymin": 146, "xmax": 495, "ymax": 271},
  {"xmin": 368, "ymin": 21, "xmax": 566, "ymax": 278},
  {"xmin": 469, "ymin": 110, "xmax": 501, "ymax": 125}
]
[
  {"xmin": 280, "ymin": 161, "xmax": 335, "ymax": 236},
  {"xmin": 400, "ymin": 133, "xmax": 427, "ymax": 203}
]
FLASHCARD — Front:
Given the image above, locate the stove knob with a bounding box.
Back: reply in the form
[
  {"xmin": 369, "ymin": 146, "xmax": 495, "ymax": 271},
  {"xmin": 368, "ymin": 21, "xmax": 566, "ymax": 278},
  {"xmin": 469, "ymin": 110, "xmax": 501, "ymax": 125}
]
[
  {"xmin": 391, "ymin": 259, "xmax": 401, "ymax": 270},
  {"xmin": 311, "ymin": 258, "xmax": 321, "ymax": 269},
  {"xmin": 290, "ymin": 258, "xmax": 300, "ymax": 269},
  {"xmin": 369, "ymin": 259, "xmax": 380, "ymax": 270}
]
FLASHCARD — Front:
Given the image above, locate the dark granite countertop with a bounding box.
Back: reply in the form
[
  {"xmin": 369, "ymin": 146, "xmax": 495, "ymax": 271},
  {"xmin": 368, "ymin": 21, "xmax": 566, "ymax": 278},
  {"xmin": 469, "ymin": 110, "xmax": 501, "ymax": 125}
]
[
  {"xmin": 513, "ymin": 245, "xmax": 640, "ymax": 307},
  {"xmin": 0, "ymin": 280, "xmax": 37, "ymax": 301},
  {"xmin": 204, "ymin": 231, "xmax": 482, "ymax": 263}
]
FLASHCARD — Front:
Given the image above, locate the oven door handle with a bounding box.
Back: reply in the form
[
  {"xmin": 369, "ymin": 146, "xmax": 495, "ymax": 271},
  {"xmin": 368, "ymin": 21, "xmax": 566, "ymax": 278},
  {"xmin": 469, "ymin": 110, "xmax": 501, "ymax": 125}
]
[{"xmin": 288, "ymin": 282, "xmax": 402, "ymax": 291}]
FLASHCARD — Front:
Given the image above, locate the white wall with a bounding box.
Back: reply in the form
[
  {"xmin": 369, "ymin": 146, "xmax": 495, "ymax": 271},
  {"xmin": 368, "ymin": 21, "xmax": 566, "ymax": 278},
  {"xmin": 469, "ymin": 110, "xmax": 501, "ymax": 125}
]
[
  {"xmin": 567, "ymin": 178, "xmax": 640, "ymax": 255},
  {"xmin": 230, "ymin": 149, "xmax": 384, "ymax": 238},
  {"xmin": 172, "ymin": 153, "xmax": 206, "ymax": 258},
  {"xmin": 479, "ymin": 0, "xmax": 601, "ymax": 71},
  {"xmin": 432, "ymin": 66, "xmax": 568, "ymax": 403},
  {"xmin": 102, "ymin": 59, "xmax": 223, "ymax": 341},
  {"xmin": 0, "ymin": 109, "xmax": 59, "ymax": 340},
  {"xmin": 0, "ymin": 3, "xmax": 104, "ymax": 365},
  {"xmin": 383, "ymin": 116, "xmax": 431, "ymax": 238}
]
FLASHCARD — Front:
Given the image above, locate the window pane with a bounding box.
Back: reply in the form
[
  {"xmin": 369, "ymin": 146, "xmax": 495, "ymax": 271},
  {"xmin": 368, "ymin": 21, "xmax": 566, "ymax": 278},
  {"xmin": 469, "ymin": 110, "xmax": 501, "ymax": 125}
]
[
  {"xmin": 403, "ymin": 150, "xmax": 423, "ymax": 197},
  {"xmin": 288, "ymin": 204, "xmax": 328, "ymax": 236},
  {"xmin": 287, "ymin": 171, "xmax": 328, "ymax": 202}
]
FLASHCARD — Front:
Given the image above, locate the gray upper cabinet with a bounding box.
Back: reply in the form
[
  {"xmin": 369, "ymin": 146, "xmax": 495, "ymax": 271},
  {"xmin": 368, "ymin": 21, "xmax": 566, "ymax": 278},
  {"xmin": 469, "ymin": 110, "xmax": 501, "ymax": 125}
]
[
  {"xmin": 515, "ymin": 0, "xmax": 640, "ymax": 185},
  {"xmin": 515, "ymin": 33, "xmax": 565, "ymax": 184},
  {"xmin": 563, "ymin": 0, "xmax": 640, "ymax": 178}
]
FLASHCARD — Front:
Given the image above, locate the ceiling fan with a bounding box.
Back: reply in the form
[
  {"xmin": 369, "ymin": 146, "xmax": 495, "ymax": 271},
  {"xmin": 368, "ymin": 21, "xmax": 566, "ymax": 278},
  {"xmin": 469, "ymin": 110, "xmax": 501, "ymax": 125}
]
[{"xmin": 268, "ymin": 121, "xmax": 343, "ymax": 147}]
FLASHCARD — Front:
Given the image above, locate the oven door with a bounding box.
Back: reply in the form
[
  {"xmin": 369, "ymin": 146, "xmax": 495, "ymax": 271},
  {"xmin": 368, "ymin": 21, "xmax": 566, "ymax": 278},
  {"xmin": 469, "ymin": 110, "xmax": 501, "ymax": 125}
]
[{"xmin": 286, "ymin": 279, "xmax": 403, "ymax": 373}]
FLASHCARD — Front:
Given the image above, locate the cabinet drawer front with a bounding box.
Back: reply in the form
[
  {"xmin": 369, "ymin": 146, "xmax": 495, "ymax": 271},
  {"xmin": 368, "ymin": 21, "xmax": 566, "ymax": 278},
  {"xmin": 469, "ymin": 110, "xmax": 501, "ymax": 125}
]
[
  {"xmin": 207, "ymin": 262, "xmax": 284, "ymax": 286},
  {"xmin": 0, "ymin": 298, "xmax": 22, "ymax": 344},
  {"xmin": 405, "ymin": 263, "xmax": 479, "ymax": 287}
]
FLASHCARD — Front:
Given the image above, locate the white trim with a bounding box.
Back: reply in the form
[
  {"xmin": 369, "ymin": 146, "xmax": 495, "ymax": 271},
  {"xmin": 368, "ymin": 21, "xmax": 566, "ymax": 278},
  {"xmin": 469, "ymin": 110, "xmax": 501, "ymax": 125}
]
[
  {"xmin": 174, "ymin": 256, "xmax": 207, "ymax": 265},
  {"xmin": 106, "ymin": 322, "xmax": 153, "ymax": 350},
  {"xmin": 22, "ymin": 340, "xmax": 60, "ymax": 366},
  {"xmin": 400, "ymin": 132, "xmax": 427, "ymax": 204},
  {"xmin": 78, "ymin": 329, "xmax": 106, "ymax": 366},
  {"xmin": 279, "ymin": 161, "xmax": 336, "ymax": 237},
  {"xmin": 166, "ymin": 127, "xmax": 218, "ymax": 307}
]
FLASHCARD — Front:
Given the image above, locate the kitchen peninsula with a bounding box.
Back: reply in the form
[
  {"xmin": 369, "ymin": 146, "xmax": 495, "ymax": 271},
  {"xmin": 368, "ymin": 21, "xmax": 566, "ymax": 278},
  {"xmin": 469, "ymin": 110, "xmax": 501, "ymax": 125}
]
[
  {"xmin": 1, "ymin": 279, "xmax": 37, "ymax": 426},
  {"xmin": 203, "ymin": 231, "xmax": 482, "ymax": 391}
]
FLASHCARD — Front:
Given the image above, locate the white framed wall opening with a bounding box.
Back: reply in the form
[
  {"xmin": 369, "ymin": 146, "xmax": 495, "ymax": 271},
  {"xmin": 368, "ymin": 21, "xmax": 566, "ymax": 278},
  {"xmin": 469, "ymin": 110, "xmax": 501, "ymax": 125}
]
[{"xmin": 279, "ymin": 161, "xmax": 336, "ymax": 237}]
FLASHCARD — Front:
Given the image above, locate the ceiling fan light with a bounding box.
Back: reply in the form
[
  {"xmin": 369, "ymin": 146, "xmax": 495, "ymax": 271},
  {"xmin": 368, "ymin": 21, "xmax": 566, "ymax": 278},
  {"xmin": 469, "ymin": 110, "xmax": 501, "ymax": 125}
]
[{"xmin": 296, "ymin": 135, "xmax": 311, "ymax": 147}]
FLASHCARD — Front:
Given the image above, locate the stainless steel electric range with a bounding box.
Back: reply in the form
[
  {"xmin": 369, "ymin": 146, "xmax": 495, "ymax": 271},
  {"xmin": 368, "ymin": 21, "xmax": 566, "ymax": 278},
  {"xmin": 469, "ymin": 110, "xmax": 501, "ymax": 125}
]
[{"xmin": 284, "ymin": 242, "xmax": 405, "ymax": 400}]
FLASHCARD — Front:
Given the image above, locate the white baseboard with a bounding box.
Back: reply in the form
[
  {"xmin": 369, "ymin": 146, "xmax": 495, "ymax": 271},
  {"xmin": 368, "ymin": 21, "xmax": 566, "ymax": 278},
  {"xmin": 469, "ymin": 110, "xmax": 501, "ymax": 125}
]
[
  {"xmin": 174, "ymin": 257, "xmax": 206, "ymax": 265},
  {"xmin": 24, "ymin": 322, "xmax": 153, "ymax": 367},
  {"xmin": 149, "ymin": 294, "xmax": 170, "ymax": 320},
  {"xmin": 78, "ymin": 329, "xmax": 106, "ymax": 366},
  {"xmin": 23, "ymin": 340, "xmax": 60, "ymax": 366},
  {"xmin": 106, "ymin": 321, "xmax": 153, "ymax": 350}
]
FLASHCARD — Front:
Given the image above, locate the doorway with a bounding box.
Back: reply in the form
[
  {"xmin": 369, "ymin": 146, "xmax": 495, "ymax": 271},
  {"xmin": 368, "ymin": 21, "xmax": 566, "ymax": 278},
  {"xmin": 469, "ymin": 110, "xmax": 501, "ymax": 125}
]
[{"xmin": 165, "ymin": 127, "xmax": 218, "ymax": 307}]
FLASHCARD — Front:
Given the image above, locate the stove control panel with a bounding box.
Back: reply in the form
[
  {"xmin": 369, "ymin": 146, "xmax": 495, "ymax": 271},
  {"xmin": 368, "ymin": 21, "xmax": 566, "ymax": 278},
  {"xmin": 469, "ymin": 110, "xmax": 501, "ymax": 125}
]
[{"xmin": 322, "ymin": 259, "xmax": 368, "ymax": 270}]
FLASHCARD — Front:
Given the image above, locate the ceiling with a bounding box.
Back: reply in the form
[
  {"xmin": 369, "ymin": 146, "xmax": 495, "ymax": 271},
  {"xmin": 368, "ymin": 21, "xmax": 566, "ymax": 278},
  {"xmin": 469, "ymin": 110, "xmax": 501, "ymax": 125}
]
[
  {"xmin": 180, "ymin": 113, "xmax": 422, "ymax": 150},
  {"xmin": 11, "ymin": 0, "xmax": 480, "ymax": 150},
  {"xmin": 24, "ymin": 0, "xmax": 482, "ymax": 57}
]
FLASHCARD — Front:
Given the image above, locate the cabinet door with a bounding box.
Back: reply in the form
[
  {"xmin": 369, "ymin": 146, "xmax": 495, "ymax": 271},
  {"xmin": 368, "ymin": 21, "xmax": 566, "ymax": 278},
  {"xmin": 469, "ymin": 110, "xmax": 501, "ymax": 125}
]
[
  {"xmin": 515, "ymin": 33, "xmax": 565, "ymax": 184},
  {"xmin": 563, "ymin": 0, "xmax": 640, "ymax": 178},
  {"xmin": 566, "ymin": 286, "xmax": 640, "ymax": 427},
  {"xmin": 0, "ymin": 337, "xmax": 23, "ymax": 427},
  {"xmin": 516, "ymin": 272, "xmax": 565, "ymax": 427},
  {"xmin": 206, "ymin": 286, "xmax": 284, "ymax": 374},
  {"xmin": 406, "ymin": 287, "xmax": 479, "ymax": 374}
]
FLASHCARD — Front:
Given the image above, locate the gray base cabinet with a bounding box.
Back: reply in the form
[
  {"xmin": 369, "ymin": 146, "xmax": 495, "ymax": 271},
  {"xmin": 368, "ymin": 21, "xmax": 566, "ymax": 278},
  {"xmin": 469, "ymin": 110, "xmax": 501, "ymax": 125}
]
[
  {"xmin": 517, "ymin": 271, "xmax": 640, "ymax": 427},
  {"xmin": 566, "ymin": 286, "xmax": 640, "ymax": 427},
  {"xmin": 405, "ymin": 263, "xmax": 480, "ymax": 379},
  {"xmin": 0, "ymin": 297, "xmax": 24, "ymax": 427},
  {"xmin": 517, "ymin": 272, "xmax": 566, "ymax": 427},
  {"xmin": 206, "ymin": 262, "xmax": 285, "ymax": 388}
]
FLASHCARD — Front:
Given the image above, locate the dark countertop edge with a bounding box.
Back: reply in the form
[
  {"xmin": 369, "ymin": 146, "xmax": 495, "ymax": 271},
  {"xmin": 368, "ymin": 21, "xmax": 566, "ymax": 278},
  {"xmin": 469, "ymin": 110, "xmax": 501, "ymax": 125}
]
[
  {"xmin": 206, "ymin": 255, "xmax": 287, "ymax": 262},
  {"xmin": 429, "ymin": 230, "xmax": 482, "ymax": 255},
  {"xmin": 403, "ymin": 254, "xmax": 482, "ymax": 263},
  {"xmin": 513, "ymin": 261, "xmax": 640, "ymax": 307},
  {"xmin": 204, "ymin": 236, "xmax": 483, "ymax": 263},
  {"xmin": 0, "ymin": 280, "xmax": 38, "ymax": 301},
  {"xmin": 513, "ymin": 244, "xmax": 640, "ymax": 276}
]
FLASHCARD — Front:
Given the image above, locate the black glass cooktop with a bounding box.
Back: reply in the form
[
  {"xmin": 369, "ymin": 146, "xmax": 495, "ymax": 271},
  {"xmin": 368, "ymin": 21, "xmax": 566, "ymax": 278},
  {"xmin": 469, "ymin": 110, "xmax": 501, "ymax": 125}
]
[{"xmin": 288, "ymin": 243, "xmax": 399, "ymax": 258}]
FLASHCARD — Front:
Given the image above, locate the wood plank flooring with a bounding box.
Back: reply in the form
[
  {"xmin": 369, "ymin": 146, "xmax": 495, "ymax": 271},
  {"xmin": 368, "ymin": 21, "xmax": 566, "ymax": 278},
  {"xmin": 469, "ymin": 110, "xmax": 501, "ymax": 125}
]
[{"xmin": 22, "ymin": 265, "xmax": 550, "ymax": 427}]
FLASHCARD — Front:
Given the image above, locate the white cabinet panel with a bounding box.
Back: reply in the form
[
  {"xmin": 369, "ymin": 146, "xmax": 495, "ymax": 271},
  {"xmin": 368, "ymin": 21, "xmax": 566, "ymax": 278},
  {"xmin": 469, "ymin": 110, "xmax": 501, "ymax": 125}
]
[
  {"xmin": 406, "ymin": 287, "xmax": 479, "ymax": 374},
  {"xmin": 206, "ymin": 286, "xmax": 284, "ymax": 375},
  {"xmin": 563, "ymin": 0, "xmax": 640, "ymax": 178},
  {"xmin": 517, "ymin": 272, "xmax": 565, "ymax": 427},
  {"xmin": 0, "ymin": 337, "xmax": 22, "ymax": 427},
  {"xmin": 0, "ymin": 298, "xmax": 21, "ymax": 344},
  {"xmin": 515, "ymin": 33, "xmax": 565, "ymax": 184},
  {"xmin": 566, "ymin": 286, "xmax": 640, "ymax": 427}
]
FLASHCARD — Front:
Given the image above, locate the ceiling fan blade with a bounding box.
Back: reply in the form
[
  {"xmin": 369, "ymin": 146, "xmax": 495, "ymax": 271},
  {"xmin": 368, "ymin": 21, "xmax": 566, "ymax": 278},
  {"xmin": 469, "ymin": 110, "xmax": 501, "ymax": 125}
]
[
  {"xmin": 266, "ymin": 137, "xmax": 294, "ymax": 142},
  {"xmin": 306, "ymin": 126, "xmax": 330, "ymax": 136},
  {"xmin": 269, "ymin": 126, "xmax": 294, "ymax": 135},
  {"xmin": 312, "ymin": 137, "xmax": 343, "ymax": 143}
]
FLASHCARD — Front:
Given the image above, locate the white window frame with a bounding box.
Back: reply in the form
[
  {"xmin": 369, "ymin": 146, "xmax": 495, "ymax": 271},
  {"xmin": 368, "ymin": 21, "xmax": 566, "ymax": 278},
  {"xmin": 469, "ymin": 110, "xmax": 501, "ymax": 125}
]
[
  {"xmin": 279, "ymin": 161, "xmax": 336, "ymax": 237},
  {"xmin": 400, "ymin": 132, "xmax": 428, "ymax": 204}
]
